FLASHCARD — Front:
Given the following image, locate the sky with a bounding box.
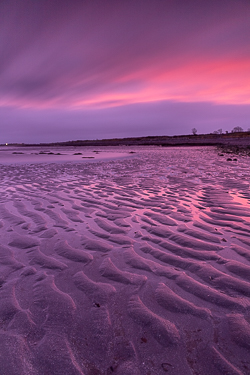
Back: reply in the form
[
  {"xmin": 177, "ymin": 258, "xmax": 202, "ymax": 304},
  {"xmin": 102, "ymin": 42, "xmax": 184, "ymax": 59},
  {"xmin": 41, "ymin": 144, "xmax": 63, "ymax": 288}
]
[{"xmin": 1, "ymin": 0, "xmax": 250, "ymax": 143}]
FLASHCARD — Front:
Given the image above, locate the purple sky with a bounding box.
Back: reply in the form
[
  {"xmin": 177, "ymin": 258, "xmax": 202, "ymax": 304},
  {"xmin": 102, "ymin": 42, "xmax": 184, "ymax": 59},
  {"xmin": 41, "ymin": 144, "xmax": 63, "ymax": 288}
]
[{"xmin": 1, "ymin": 0, "xmax": 250, "ymax": 143}]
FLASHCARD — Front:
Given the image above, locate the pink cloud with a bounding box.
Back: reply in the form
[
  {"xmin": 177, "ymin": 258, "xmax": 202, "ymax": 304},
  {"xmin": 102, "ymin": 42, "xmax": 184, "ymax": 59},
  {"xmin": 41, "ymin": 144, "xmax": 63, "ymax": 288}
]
[{"xmin": 1, "ymin": 0, "xmax": 250, "ymax": 142}]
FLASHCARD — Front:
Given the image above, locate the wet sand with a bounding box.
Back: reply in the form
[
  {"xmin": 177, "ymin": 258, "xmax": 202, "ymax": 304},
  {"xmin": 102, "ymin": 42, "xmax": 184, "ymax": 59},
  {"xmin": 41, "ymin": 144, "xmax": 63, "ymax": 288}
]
[{"xmin": 0, "ymin": 145, "xmax": 250, "ymax": 374}]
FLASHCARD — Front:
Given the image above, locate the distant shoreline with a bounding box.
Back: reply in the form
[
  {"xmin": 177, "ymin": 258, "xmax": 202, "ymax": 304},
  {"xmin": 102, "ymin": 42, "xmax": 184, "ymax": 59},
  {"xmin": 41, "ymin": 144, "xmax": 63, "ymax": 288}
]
[{"xmin": 3, "ymin": 132, "xmax": 250, "ymax": 148}]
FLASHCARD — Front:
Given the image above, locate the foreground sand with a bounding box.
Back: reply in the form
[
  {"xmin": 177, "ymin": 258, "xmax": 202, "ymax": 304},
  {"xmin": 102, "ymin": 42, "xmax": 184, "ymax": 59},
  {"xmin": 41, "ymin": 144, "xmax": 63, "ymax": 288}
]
[{"xmin": 0, "ymin": 146, "xmax": 250, "ymax": 375}]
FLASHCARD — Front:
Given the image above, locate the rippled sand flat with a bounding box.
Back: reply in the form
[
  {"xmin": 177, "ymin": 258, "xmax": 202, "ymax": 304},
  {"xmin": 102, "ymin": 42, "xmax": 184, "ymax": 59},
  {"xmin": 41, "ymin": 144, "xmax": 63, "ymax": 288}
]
[{"xmin": 0, "ymin": 145, "xmax": 250, "ymax": 375}]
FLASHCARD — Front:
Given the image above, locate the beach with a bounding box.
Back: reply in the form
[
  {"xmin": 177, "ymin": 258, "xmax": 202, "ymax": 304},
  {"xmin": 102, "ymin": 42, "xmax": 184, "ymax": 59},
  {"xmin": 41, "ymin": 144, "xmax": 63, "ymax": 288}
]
[{"xmin": 0, "ymin": 145, "xmax": 250, "ymax": 374}]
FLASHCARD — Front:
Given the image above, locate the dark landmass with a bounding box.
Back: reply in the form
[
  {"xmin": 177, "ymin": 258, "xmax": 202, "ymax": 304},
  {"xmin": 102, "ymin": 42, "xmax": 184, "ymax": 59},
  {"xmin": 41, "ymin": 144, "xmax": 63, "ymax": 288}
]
[{"xmin": 3, "ymin": 131, "xmax": 250, "ymax": 148}]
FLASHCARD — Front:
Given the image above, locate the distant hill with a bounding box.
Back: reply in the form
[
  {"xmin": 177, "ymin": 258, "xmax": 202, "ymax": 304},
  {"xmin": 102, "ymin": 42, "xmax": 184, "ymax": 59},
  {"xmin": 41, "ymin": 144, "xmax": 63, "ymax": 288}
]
[{"xmin": 3, "ymin": 131, "xmax": 250, "ymax": 147}]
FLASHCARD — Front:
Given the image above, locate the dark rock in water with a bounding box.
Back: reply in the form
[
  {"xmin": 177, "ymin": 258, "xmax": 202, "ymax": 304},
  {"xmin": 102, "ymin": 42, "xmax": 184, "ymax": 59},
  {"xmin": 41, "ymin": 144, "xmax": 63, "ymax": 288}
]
[{"xmin": 227, "ymin": 158, "xmax": 232, "ymax": 161}]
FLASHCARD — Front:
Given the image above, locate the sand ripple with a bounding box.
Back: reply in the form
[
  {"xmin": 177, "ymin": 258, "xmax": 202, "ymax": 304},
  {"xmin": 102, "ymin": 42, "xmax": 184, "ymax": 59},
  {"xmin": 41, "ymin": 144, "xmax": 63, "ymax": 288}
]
[{"xmin": 0, "ymin": 146, "xmax": 250, "ymax": 374}]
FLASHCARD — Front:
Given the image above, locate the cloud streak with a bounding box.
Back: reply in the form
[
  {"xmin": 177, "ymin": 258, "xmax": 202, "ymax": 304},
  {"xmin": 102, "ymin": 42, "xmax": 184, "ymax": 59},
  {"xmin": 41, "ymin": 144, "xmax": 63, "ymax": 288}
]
[
  {"xmin": 1, "ymin": 0, "xmax": 250, "ymax": 107},
  {"xmin": 1, "ymin": 0, "xmax": 250, "ymax": 141}
]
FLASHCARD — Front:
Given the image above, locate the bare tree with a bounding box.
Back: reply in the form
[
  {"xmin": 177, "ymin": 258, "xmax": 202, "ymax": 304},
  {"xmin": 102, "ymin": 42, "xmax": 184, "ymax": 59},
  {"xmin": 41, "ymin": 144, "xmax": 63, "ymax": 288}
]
[
  {"xmin": 192, "ymin": 128, "xmax": 197, "ymax": 135},
  {"xmin": 213, "ymin": 129, "xmax": 222, "ymax": 135},
  {"xmin": 231, "ymin": 126, "xmax": 243, "ymax": 133}
]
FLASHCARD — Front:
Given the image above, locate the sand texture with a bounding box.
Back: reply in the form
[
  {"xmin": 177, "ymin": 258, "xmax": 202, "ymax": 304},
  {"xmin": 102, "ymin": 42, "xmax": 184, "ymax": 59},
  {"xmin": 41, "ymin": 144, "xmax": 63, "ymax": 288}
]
[{"xmin": 0, "ymin": 145, "xmax": 250, "ymax": 374}]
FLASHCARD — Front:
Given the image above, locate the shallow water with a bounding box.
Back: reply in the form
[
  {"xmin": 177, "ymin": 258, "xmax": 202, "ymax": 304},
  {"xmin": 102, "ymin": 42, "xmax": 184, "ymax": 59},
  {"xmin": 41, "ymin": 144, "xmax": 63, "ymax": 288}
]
[
  {"xmin": 0, "ymin": 146, "xmax": 250, "ymax": 375},
  {"xmin": 0, "ymin": 145, "xmax": 131, "ymax": 165}
]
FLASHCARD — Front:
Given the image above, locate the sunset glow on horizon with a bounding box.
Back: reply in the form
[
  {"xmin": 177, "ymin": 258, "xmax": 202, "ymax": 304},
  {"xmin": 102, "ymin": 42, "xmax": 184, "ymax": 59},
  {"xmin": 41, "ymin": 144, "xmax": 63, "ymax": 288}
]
[{"xmin": 1, "ymin": 0, "xmax": 250, "ymax": 143}]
